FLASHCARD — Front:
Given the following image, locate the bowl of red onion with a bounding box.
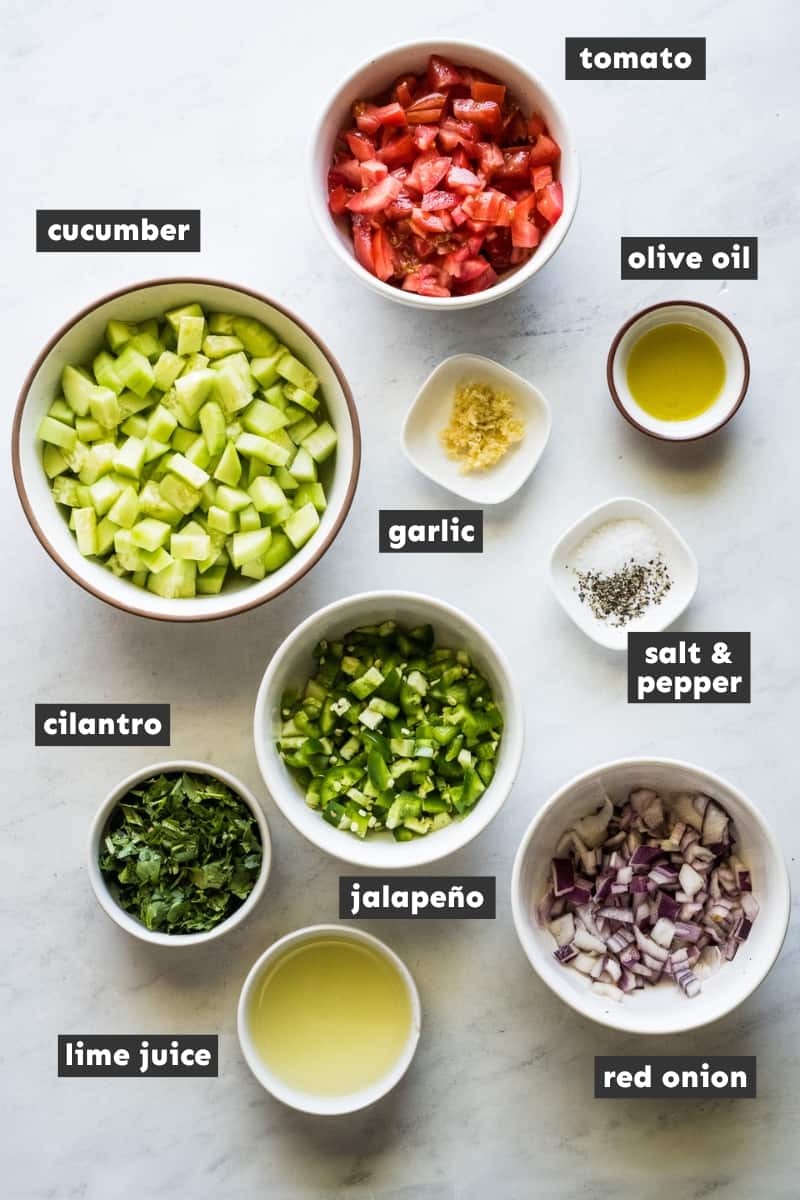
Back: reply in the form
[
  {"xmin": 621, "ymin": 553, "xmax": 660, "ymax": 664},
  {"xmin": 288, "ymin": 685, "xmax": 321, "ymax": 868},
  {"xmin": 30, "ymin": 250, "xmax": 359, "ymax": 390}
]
[{"xmin": 511, "ymin": 758, "xmax": 790, "ymax": 1034}]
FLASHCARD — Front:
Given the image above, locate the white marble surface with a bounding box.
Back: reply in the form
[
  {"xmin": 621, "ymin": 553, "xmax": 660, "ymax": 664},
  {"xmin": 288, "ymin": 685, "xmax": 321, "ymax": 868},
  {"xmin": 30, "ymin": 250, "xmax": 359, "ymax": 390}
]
[{"xmin": 2, "ymin": 0, "xmax": 799, "ymax": 1195}]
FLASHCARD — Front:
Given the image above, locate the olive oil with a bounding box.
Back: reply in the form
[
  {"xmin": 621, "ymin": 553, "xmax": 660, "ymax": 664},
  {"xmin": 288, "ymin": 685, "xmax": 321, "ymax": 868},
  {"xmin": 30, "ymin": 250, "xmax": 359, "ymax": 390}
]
[
  {"xmin": 627, "ymin": 322, "xmax": 725, "ymax": 421},
  {"xmin": 248, "ymin": 937, "xmax": 413, "ymax": 1096}
]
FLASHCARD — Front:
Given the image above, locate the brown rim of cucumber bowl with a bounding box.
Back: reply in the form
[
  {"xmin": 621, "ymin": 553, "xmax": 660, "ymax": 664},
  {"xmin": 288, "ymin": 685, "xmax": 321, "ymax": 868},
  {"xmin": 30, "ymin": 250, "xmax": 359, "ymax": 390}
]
[
  {"xmin": 12, "ymin": 277, "xmax": 362, "ymax": 622},
  {"xmin": 606, "ymin": 299, "xmax": 750, "ymax": 443}
]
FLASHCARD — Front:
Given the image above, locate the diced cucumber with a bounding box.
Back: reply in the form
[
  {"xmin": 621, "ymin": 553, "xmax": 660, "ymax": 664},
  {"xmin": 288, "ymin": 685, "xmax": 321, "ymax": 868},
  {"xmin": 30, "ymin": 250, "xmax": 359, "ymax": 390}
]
[
  {"xmin": 120, "ymin": 413, "xmax": 148, "ymax": 439},
  {"xmin": 283, "ymin": 501, "xmax": 320, "ymax": 549},
  {"xmin": 43, "ymin": 444, "xmax": 69, "ymax": 478},
  {"xmin": 95, "ymin": 516, "xmax": 120, "ymax": 557},
  {"xmin": 213, "ymin": 441, "xmax": 242, "ymax": 486},
  {"xmin": 197, "ymin": 563, "xmax": 227, "ymax": 593},
  {"xmin": 88, "ymin": 385, "xmax": 121, "ymax": 430},
  {"xmin": 128, "ymin": 330, "xmax": 163, "ymax": 361},
  {"xmin": 203, "ymin": 334, "xmax": 243, "ymax": 359},
  {"xmin": 302, "ymin": 421, "xmax": 337, "ymax": 463},
  {"xmin": 213, "ymin": 361, "xmax": 254, "ymax": 414},
  {"xmin": 283, "ymin": 383, "xmax": 319, "ymax": 413},
  {"xmin": 199, "ymin": 401, "xmax": 227, "ymax": 456},
  {"xmin": 241, "ymin": 398, "xmax": 289, "ymax": 437},
  {"xmin": 235, "ymin": 432, "xmax": 291, "ymax": 467},
  {"xmin": 248, "ymin": 475, "xmax": 287, "ymax": 513},
  {"xmin": 250, "ymin": 351, "xmax": 284, "ymax": 387},
  {"xmin": 174, "ymin": 368, "xmax": 216, "ymax": 415},
  {"xmin": 185, "ymin": 435, "xmax": 211, "ymax": 470},
  {"xmin": 167, "ymin": 453, "xmax": 209, "ymax": 490},
  {"xmin": 147, "ymin": 558, "xmax": 197, "ymax": 598},
  {"xmin": 49, "ymin": 398, "xmax": 75, "ymax": 425},
  {"xmin": 153, "ymin": 350, "xmax": 185, "ymax": 391},
  {"xmin": 263, "ymin": 531, "xmax": 294, "ymax": 572},
  {"xmin": 37, "ymin": 415, "xmax": 77, "ymax": 451},
  {"xmin": 207, "ymin": 312, "xmax": 236, "ymax": 334},
  {"xmin": 146, "ymin": 403, "xmax": 177, "ymax": 442},
  {"xmin": 119, "ymin": 389, "xmax": 155, "ymax": 418},
  {"xmin": 92, "ymin": 351, "xmax": 124, "ymax": 394},
  {"xmin": 171, "ymin": 521, "xmax": 211, "ymax": 561},
  {"xmin": 287, "ymin": 415, "xmax": 317, "ymax": 444},
  {"xmin": 215, "ymin": 484, "xmax": 251, "ymax": 513},
  {"xmin": 138, "ymin": 481, "xmax": 183, "ymax": 525},
  {"xmin": 89, "ymin": 474, "xmax": 123, "ymax": 516},
  {"xmin": 207, "ymin": 505, "xmax": 238, "ymax": 534},
  {"xmin": 113, "ymin": 437, "xmax": 146, "ymax": 480},
  {"xmin": 294, "ymin": 481, "xmax": 327, "ymax": 512},
  {"xmin": 138, "ymin": 546, "xmax": 174, "ymax": 574},
  {"xmin": 131, "ymin": 518, "xmax": 171, "ymax": 552},
  {"xmin": 177, "ymin": 314, "xmax": 205, "ymax": 356},
  {"xmin": 164, "ymin": 302, "xmax": 204, "ymax": 332},
  {"xmin": 275, "ymin": 466, "xmax": 299, "ymax": 492},
  {"xmin": 159, "ymin": 473, "xmax": 201, "ymax": 515},
  {"xmin": 238, "ymin": 504, "xmax": 261, "ymax": 533},
  {"xmin": 73, "ymin": 507, "xmax": 97, "ymax": 556},
  {"xmin": 277, "ymin": 351, "xmax": 318, "ymax": 395},
  {"xmin": 239, "ymin": 557, "xmax": 266, "ymax": 580},
  {"xmin": 114, "ymin": 346, "xmax": 155, "ymax": 397},
  {"xmin": 231, "ymin": 526, "xmax": 272, "ymax": 568},
  {"xmin": 232, "ymin": 316, "xmax": 279, "ymax": 358},
  {"xmin": 108, "ymin": 485, "xmax": 139, "ymax": 529},
  {"xmin": 52, "ymin": 476, "xmax": 83, "ymax": 507},
  {"xmin": 289, "ymin": 446, "xmax": 317, "ymax": 482},
  {"xmin": 75, "ymin": 417, "xmax": 104, "ymax": 442},
  {"xmin": 105, "ymin": 319, "xmax": 136, "ymax": 352}
]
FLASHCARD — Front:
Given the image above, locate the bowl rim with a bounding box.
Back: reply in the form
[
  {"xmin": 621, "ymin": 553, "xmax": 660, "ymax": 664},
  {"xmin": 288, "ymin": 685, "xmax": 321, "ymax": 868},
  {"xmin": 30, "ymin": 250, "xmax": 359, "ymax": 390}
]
[
  {"xmin": 237, "ymin": 922, "xmax": 421, "ymax": 1114},
  {"xmin": 12, "ymin": 276, "xmax": 362, "ymax": 622},
  {"xmin": 253, "ymin": 588, "xmax": 525, "ymax": 869},
  {"xmin": 401, "ymin": 352, "xmax": 553, "ymax": 505},
  {"xmin": 547, "ymin": 494, "xmax": 699, "ymax": 650},
  {"xmin": 510, "ymin": 755, "xmax": 791, "ymax": 1035},
  {"xmin": 88, "ymin": 758, "xmax": 272, "ymax": 946},
  {"xmin": 606, "ymin": 300, "xmax": 750, "ymax": 442},
  {"xmin": 307, "ymin": 38, "xmax": 581, "ymax": 310}
]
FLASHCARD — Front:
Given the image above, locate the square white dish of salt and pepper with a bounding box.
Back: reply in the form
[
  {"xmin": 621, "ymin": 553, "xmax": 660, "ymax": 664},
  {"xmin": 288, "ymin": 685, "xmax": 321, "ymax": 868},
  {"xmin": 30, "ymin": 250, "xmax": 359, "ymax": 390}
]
[{"xmin": 548, "ymin": 496, "xmax": 699, "ymax": 651}]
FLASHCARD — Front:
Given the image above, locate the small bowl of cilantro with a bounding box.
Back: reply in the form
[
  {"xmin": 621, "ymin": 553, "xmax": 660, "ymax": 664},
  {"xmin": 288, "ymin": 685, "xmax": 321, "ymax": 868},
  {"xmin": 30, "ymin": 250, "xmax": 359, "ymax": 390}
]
[{"xmin": 89, "ymin": 761, "xmax": 271, "ymax": 945}]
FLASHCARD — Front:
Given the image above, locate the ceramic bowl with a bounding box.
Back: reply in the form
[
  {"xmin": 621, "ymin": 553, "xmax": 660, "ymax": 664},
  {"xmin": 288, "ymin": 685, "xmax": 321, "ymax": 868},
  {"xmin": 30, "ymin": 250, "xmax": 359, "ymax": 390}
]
[
  {"xmin": 253, "ymin": 590, "xmax": 524, "ymax": 869},
  {"xmin": 13, "ymin": 278, "xmax": 361, "ymax": 621},
  {"xmin": 88, "ymin": 759, "xmax": 271, "ymax": 946},
  {"xmin": 308, "ymin": 40, "xmax": 579, "ymax": 310},
  {"xmin": 237, "ymin": 924, "xmax": 421, "ymax": 1114},
  {"xmin": 402, "ymin": 354, "xmax": 551, "ymax": 504},
  {"xmin": 549, "ymin": 496, "xmax": 699, "ymax": 651},
  {"xmin": 607, "ymin": 301, "xmax": 749, "ymax": 441},
  {"xmin": 511, "ymin": 757, "xmax": 791, "ymax": 1035}
]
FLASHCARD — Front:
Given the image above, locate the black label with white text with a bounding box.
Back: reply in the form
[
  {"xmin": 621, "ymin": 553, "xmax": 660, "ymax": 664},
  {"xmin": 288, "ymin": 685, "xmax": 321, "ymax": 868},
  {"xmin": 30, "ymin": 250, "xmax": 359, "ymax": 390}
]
[
  {"xmin": 566, "ymin": 38, "xmax": 706, "ymax": 80},
  {"xmin": 628, "ymin": 633, "xmax": 750, "ymax": 703},
  {"xmin": 58, "ymin": 1035, "xmax": 217, "ymax": 1077},
  {"xmin": 36, "ymin": 209, "xmax": 201, "ymax": 251},
  {"xmin": 379, "ymin": 510, "xmax": 483, "ymax": 553},
  {"xmin": 595, "ymin": 1056, "xmax": 756, "ymax": 1098},
  {"xmin": 340, "ymin": 876, "xmax": 496, "ymax": 919},
  {"xmin": 621, "ymin": 237, "xmax": 757, "ymax": 279},
  {"xmin": 35, "ymin": 704, "xmax": 170, "ymax": 746}
]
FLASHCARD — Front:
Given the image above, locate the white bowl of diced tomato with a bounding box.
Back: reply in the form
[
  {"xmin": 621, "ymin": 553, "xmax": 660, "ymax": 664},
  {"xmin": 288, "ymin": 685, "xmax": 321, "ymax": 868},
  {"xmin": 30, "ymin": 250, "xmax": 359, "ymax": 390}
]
[{"xmin": 309, "ymin": 41, "xmax": 579, "ymax": 308}]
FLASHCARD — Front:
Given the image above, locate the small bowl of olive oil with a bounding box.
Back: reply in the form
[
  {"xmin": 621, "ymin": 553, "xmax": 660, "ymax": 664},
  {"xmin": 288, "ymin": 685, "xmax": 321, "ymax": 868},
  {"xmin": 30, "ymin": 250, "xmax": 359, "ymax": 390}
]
[
  {"xmin": 607, "ymin": 301, "xmax": 749, "ymax": 441},
  {"xmin": 238, "ymin": 924, "xmax": 421, "ymax": 1114}
]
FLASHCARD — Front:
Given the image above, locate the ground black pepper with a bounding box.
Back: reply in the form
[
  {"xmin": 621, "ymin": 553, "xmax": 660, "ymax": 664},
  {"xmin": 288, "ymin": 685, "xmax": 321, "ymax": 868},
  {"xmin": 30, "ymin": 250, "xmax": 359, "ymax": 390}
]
[{"xmin": 572, "ymin": 555, "xmax": 672, "ymax": 627}]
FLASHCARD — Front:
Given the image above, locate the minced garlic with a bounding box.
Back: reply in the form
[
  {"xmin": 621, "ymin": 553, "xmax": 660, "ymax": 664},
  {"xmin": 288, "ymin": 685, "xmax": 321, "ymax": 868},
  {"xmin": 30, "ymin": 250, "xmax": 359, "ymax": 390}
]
[{"xmin": 440, "ymin": 380, "xmax": 525, "ymax": 473}]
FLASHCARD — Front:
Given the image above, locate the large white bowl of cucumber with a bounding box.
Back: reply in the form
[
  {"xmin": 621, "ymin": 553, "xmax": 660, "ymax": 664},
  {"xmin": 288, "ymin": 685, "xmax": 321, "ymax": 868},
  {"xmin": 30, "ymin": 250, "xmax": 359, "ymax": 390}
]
[
  {"xmin": 254, "ymin": 590, "xmax": 524, "ymax": 869},
  {"xmin": 13, "ymin": 278, "xmax": 361, "ymax": 621}
]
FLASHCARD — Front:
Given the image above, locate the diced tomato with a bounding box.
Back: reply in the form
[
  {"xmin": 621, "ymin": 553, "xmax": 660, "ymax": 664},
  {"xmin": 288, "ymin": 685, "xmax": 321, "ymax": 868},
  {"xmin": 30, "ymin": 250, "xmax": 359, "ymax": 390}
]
[
  {"xmin": 457, "ymin": 257, "xmax": 490, "ymax": 282},
  {"xmin": 345, "ymin": 130, "xmax": 375, "ymax": 162},
  {"xmin": 418, "ymin": 277, "xmax": 451, "ymax": 297},
  {"xmin": 359, "ymin": 159, "xmax": 388, "ymax": 187},
  {"xmin": 527, "ymin": 112, "xmax": 546, "ymax": 139},
  {"xmin": 483, "ymin": 228, "xmax": 514, "ymax": 271},
  {"xmin": 475, "ymin": 142, "xmax": 504, "ymax": 178},
  {"xmin": 328, "ymin": 184, "xmax": 350, "ymax": 215},
  {"xmin": 461, "ymin": 189, "xmax": 504, "ymax": 223},
  {"xmin": 456, "ymin": 263, "xmax": 497, "ymax": 294},
  {"xmin": 447, "ymin": 165, "xmax": 482, "ymax": 194},
  {"xmin": 413, "ymin": 124, "xmax": 439, "ymax": 152},
  {"xmin": 393, "ymin": 74, "xmax": 418, "ymax": 107},
  {"xmin": 378, "ymin": 132, "xmax": 416, "ymax": 168},
  {"xmin": 496, "ymin": 196, "xmax": 516, "ymax": 227},
  {"xmin": 350, "ymin": 213, "xmax": 375, "ymax": 274},
  {"xmin": 374, "ymin": 102, "xmax": 407, "ymax": 127},
  {"xmin": 409, "ymin": 208, "xmax": 451, "ymax": 236},
  {"xmin": 331, "ymin": 157, "xmax": 363, "ymax": 189},
  {"xmin": 450, "ymin": 204, "xmax": 467, "ymax": 226},
  {"xmin": 346, "ymin": 174, "xmax": 402, "ymax": 214},
  {"xmin": 372, "ymin": 227, "xmax": 396, "ymax": 281},
  {"xmin": 385, "ymin": 191, "xmax": 415, "ymax": 220},
  {"xmin": 452, "ymin": 98, "xmax": 502, "ymax": 136},
  {"xmin": 421, "ymin": 189, "xmax": 457, "ymax": 211},
  {"xmin": 427, "ymin": 54, "xmax": 463, "ymax": 90},
  {"xmin": 405, "ymin": 152, "xmax": 451, "ymax": 194},
  {"xmin": 438, "ymin": 116, "xmax": 480, "ymax": 150},
  {"xmin": 536, "ymin": 181, "xmax": 563, "ymax": 225},
  {"xmin": 354, "ymin": 103, "xmax": 381, "ymax": 136},
  {"xmin": 502, "ymin": 107, "xmax": 528, "ymax": 146},
  {"xmin": 531, "ymin": 165, "xmax": 553, "ymax": 190},
  {"xmin": 497, "ymin": 147, "xmax": 531, "ymax": 180},
  {"xmin": 405, "ymin": 92, "xmax": 447, "ymax": 125},
  {"xmin": 528, "ymin": 135, "xmax": 561, "ymax": 166},
  {"xmin": 511, "ymin": 193, "xmax": 541, "ymax": 248},
  {"xmin": 470, "ymin": 80, "xmax": 506, "ymax": 105}
]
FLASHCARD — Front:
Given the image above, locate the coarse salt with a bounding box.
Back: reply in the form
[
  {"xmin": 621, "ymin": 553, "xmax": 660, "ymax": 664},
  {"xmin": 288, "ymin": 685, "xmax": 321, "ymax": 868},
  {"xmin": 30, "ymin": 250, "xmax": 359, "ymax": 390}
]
[{"xmin": 572, "ymin": 519, "xmax": 663, "ymax": 576}]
